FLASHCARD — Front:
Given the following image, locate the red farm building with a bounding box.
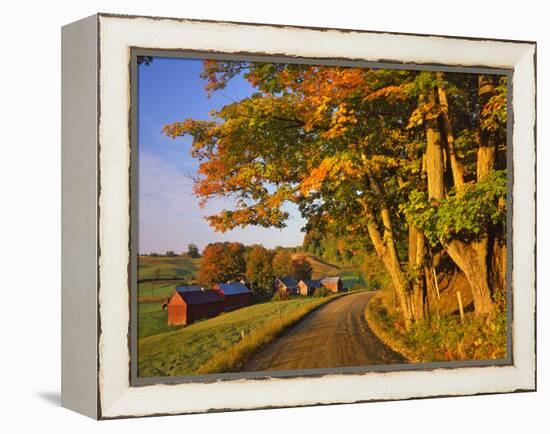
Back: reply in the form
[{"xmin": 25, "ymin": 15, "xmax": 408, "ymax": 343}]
[
  {"xmin": 214, "ymin": 282, "xmax": 252, "ymax": 311},
  {"xmin": 167, "ymin": 288, "xmax": 224, "ymax": 326},
  {"xmin": 321, "ymin": 276, "xmax": 343, "ymax": 293},
  {"xmin": 275, "ymin": 276, "xmax": 300, "ymax": 296},
  {"xmin": 298, "ymin": 279, "xmax": 323, "ymax": 296}
]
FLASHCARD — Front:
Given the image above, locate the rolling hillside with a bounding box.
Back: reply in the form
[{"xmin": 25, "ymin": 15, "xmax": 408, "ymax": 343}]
[
  {"xmin": 298, "ymin": 253, "xmax": 365, "ymax": 288},
  {"xmin": 138, "ymin": 255, "xmax": 202, "ymax": 281}
]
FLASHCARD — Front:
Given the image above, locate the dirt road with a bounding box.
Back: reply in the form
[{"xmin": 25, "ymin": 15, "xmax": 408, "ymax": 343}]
[{"xmin": 244, "ymin": 291, "xmax": 406, "ymax": 371}]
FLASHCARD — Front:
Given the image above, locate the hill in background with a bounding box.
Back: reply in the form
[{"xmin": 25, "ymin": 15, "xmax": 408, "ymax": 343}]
[{"xmin": 138, "ymin": 255, "xmax": 202, "ymax": 281}]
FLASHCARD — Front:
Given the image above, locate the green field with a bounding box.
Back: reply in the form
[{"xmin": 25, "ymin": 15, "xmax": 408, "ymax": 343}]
[
  {"xmin": 138, "ymin": 255, "xmax": 202, "ymax": 281},
  {"xmin": 138, "ymin": 282, "xmax": 180, "ymax": 300},
  {"xmin": 303, "ymin": 253, "xmax": 364, "ymax": 287},
  {"xmin": 138, "ymin": 302, "xmax": 182, "ymax": 338},
  {"xmin": 138, "ymin": 297, "xmax": 328, "ymax": 377},
  {"xmin": 339, "ymin": 269, "xmax": 364, "ymax": 287}
]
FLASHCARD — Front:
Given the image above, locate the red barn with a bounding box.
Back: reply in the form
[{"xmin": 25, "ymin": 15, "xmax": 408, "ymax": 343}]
[
  {"xmin": 275, "ymin": 276, "xmax": 299, "ymax": 295},
  {"xmin": 214, "ymin": 282, "xmax": 252, "ymax": 311},
  {"xmin": 167, "ymin": 289, "xmax": 224, "ymax": 326},
  {"xmin": 298, "ymin": 279, "xmax": 323, "ymax": 296},
  {"xmin": 321, "ymin": 276, "xmax": 343, "ymax": 293}
]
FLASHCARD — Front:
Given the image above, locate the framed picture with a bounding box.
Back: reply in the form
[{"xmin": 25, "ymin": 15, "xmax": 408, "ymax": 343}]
[{"xmin": 61, "ymin": 13, "xmax": 536, "ymax": 419}]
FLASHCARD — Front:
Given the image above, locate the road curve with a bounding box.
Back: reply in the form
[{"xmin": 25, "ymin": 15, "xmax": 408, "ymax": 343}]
[{"xmin": 244, "ymin": 291, "xmax": 406, "ymax": 372}]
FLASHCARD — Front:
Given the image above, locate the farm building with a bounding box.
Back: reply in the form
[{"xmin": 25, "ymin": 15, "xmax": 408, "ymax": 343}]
[
  {"xmin": 167, "ymin": 288, "xmax": 224, "ymax": 326},
  {"xmin": 321, "ymin": 276, "xmax": 343, "ymax": 293},
  {"xmin": 275, "ymin": 276, "xmax": 299, "ymax": 295},
  {"xmin": 214, "ymin": 282, "xmax": 252, "ymax": 311},
  {"xmin": 298, "ymin": 279, "xmax": 323, "ymax": 296}
]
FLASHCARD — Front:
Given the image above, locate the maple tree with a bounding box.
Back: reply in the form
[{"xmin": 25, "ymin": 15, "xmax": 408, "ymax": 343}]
[
  {"xmin": 165, "ymin": 60, "xmax": 507, "ymax": 328},
  {"xmin": 197, "ymin": 242, "xmax": 246, "ymax": 287},
  {"xmin": 292, "ymin": 255, "xmax": 313, "ymax": 281},
  {"xmin": 271, "ymin": 249, "xmax": 294, "ymax": 278},
  {"xmin": 245, "ymin": 244, "xmax": 274, "ymax": 294}
]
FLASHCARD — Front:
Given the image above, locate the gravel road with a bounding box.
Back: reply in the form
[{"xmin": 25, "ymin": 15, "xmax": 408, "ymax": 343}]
[{"xmin": 244, "ymin": 291, "xmax": 406, "ymax": 371}]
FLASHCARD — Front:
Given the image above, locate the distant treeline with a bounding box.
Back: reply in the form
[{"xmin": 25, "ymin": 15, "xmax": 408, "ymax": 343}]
[
  {"xmin": 141, "ymin": 244, "xmax": 201, "ymax": 259},
  {"xmin": 196, "ymin": 242, "xmax": 312, "ymax": 295}
]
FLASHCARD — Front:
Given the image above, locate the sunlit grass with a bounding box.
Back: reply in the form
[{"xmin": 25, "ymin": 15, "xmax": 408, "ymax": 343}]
[{"xmin": 137, "ymin": 296, "xmax": 339, "ymax": 377}]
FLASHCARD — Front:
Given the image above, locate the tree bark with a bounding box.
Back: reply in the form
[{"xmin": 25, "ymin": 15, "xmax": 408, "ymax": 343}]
[
  {"xmin": 422, "ymin": 79, "xmax": 494, "ymax": 316},
  {"xmin": 445, "ymin": 239, "xmax": 493, "ymax": 315},
  {"xmin": 408, "ymin": 225, "xmax": 426, "ymax": 320},
  {"xmin": 362, "ymin": 199, "xmax": 412, "ymax": 327},
  {"xmin": 425, "ymin": 88, "xmax": 447, "ymax": 200},
  {"xmin": 359, "ymin": 170, "xmax": 413, "ymax": 329},
  {"xmin": 436, "ymin": 72, "xmax": 465, "ymax": 192},
  {"xmin": 477, "ymin": 75, "xmax": 498, "ymax": 180},
  {"xmin": 489, "ymin": 228, "xmax": 507, "ymax": 298}
]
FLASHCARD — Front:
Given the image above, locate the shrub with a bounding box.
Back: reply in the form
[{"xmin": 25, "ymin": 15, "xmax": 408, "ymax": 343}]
[
  {"xmin": 313, "ymin": 287, "xmax": 331, "ymax": 298},
  {"xmin": 365, "ymin": 279, "xmax": 381, "ymax": 291},
  {"xmin": 351, "ymin": 283, "xmax": 364, "ymax": 291}
]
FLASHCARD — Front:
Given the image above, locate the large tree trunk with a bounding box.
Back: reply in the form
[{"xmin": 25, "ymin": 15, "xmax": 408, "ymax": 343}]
[
  {"xmin": 408, "ymin": 225, "xmax": 426, "ymax": 321},
  {"xmin": 422, "ymin": 78, "xmax": 494, "ymax": 316},
  {"xmin": 445, "ymin": 239, "xmax": 493, "ymax": 315},
  {"xmin": 359, "ymin": 169, "xmax": 413, "ymax": 329},
  {"xmin": 363, "ymin": 202, "xmax": 412, "ymax": 328},
  {"xmin": 478, "ymin": 75, "xmax": 507, "ymax": 309},
  {"xmin": 425, "ymin": 88, "xmax": 447, "ymax": 200},
  {"xmin": 436, "ymin": 72, "xmax": 465, "ymax": 192},
  {"xmin": 477, "ymin": 75, "xmax": 498, "ymax": 180},
  {"xmin": 489, "ymin": 231, "xmax": 507, "ymax": 297}
]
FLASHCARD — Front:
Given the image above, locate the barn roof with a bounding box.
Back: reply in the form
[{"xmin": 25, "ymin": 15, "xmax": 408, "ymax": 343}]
[
  {"xmin": 278, "ymin": 276, "xmax": 298, "ymax": 288},
  {"xmin": 301, "ymin": 279, "xmax": 323, "ymax": 288},
  {"xmin": 321, "ymin": 276, "xmax": 342, "ymax": 284},
  {"xmin": 177, "ymin": 290, "xmax": 224, "ymax": 305},
  {"xmin": 216, "ymin": 282, "xmax": 251, "ymax": 295},
  {"xmin": 176, "ymin": 285, "xmax": 202, "ymax": 294}
]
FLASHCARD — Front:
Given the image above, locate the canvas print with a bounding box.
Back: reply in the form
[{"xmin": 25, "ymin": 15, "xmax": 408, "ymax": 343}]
[{"xmin": 135, "ymin": 55, "xmax": 509, "ymax": 378}]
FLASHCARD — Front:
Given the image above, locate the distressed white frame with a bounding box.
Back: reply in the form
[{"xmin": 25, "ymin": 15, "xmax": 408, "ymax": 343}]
[{"xmin": 64, "ymin": 13, "xmax": 536, "ymax": 419}]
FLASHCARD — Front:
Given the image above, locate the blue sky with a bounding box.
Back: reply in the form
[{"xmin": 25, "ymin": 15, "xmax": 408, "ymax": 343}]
[{"xmin": 138, "ymin": 57, "xmax": 306, "ymax": 254}]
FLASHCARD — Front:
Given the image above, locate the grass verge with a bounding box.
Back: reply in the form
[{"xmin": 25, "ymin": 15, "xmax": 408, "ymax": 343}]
[
  {"xmin": 197, "ymin": 293, "xmax": 345, "ymax": 374},
  {"xmin": 365, "ymin": 291, "xmax": 507, "ymax": 363}
]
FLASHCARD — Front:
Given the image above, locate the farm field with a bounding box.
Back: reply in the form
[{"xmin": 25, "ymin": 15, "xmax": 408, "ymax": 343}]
[
  {"xmin": 138, "ymin": 282, "xmax": 181, "ymax": 301},
  {"xmin": 137, "ymin": 296, "xmax": 337, "ymax": 377},
  {"xmin": 138, "ymin": 255, "xmax": 202, "ymax": 281},
  {"xmin": 138, "ymin": 302, "xmax": 182, "ymax": 338}
]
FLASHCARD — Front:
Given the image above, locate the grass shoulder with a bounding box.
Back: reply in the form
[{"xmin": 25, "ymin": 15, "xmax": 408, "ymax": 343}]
[{"xmin": 364, "ymin": 290, "xmax": 507, "ymax": 363}]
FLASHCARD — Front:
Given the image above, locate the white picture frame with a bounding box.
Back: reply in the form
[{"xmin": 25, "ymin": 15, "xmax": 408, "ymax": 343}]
[{"xmin": 61, "ymin": 13, "xmax": 536, "ymax": 419}]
